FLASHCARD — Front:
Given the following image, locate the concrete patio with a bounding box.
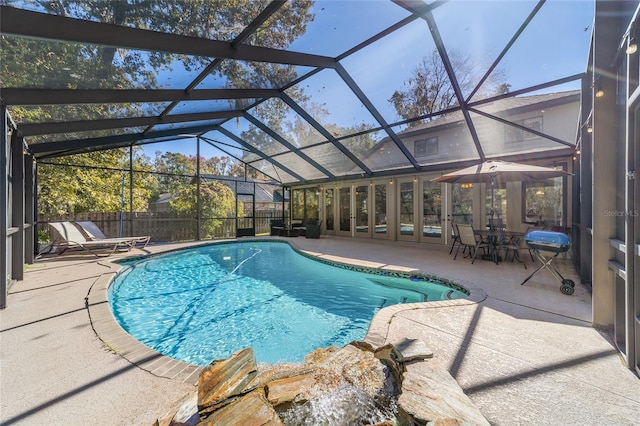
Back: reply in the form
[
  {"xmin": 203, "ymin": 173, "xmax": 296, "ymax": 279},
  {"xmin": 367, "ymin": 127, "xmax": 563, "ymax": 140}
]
[{"xmin": 1, "ymin": 236, "xmax": 639, "ymax": 425}]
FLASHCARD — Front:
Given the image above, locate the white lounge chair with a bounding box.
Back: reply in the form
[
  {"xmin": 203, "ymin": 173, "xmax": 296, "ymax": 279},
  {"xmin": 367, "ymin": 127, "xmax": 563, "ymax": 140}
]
[
  {"xmin": 74, "ymin": 220, "xmax": 150, "ymax": 248},
  {"xmin": 46, "ymin": 222, "xmax": 136, "ymax": 257}
]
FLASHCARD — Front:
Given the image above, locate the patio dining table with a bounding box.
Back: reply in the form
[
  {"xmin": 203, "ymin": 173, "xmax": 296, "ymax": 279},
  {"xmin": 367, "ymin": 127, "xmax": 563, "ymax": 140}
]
[{"xmin": 474, "ymin": 229, "xmax": 525, "ymax": 264}]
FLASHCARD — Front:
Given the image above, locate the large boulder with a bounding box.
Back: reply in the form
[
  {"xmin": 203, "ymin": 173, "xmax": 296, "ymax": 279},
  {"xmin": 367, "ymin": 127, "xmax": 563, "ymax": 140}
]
[
  {"xmin": 397, "ymin": 359, "xmax": 490, "ymax": 425},
  {"xmin": 199, "ymin": 392, "xmax": 283, "ymax": 426},
  {"xmin": 197, "ymin": 348, "xmax": 260, "ymax": 417},
  {"xmin": 264, "ymin": 374, "xmax": 316, "ymax": 407}
]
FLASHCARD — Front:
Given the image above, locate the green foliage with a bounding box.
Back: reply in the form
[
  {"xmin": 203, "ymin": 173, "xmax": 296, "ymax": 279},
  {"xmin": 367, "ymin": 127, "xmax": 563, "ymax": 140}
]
[
  {"xmin": 525, "ymin": 180, "xmax": 563, "ymax": 224},
  {"xmin": 150, "ymin": 151, "xmax": 243, "ymax": 238},
  {"xmin": 170, "ymin": 180, "xmax": 236, "ymax": 239},
  {"xmin": 201, "ymin": 156, "xmax": 245, "ymax": 177},
  {"xmin": 389, "ymin": 49, "xmax": 507, "ymax": 125},
  {"xmin": 452, "ymin": 184, "xmax": 474, "ymax": 215},
  {"xmin": 37, "ymin": 230, "xmax": 51, "ymax": 243},
  {"xmin": 151, "ymin": 150, "xmax": 244, "ymax": 197},
  {"xmin": 37, "ymin": 149, "xmax": 155, "ymax": 215},
  {"xmin": 3, "ymin": 0, "xmax": 315, "ymax": 199},
  {"xmin": 153, "ymin": 152, "xmax": 197, "ymax": 197},
  {"xmin": 10, "ymin": 0, "xmax": 314, "ymax": 82}
]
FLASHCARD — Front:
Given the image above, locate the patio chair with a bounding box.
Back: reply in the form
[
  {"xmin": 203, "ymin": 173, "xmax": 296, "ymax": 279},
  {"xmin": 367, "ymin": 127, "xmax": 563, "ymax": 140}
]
[
  {"xmin": 270, "ymin": 219, "xmax": 284, "ymax": 236},
  {"xmin": 449, "ymin": 222, "xmax": 461, "ymax": 255},
  {"xmin": 501, "ymin": 227, "xmax": 536, "ymax": 269},
  {"xmin": 488, "ymin": 217, "xmax": 505, "ymax": 231},
  {"xmin": 454, "ymin": 223, "xmax": 490, "ymax": 263},
  {"xmin": 46, "ymin": 221, "xmax": 136, "ymax": 257},
  {"xmin": 305, "ymin": 219, "xmax": 321, "ymax": 239},
  {"xmin": 75, "ymin": 220, "xmax": 150, "ymax": 248}
]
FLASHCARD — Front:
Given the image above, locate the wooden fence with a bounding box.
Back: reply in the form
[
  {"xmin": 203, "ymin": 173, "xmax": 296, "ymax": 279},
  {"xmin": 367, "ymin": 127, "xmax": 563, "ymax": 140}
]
[{"xmin": 37, "ymin": 210, "xmax": 287, "ymax": 243}]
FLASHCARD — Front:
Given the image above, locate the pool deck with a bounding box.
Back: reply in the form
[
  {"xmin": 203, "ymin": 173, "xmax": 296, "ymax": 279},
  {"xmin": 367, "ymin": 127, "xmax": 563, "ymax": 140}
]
[{"xmin": 1, "ymin": 236, "xmax": 639, "ymax": 425}]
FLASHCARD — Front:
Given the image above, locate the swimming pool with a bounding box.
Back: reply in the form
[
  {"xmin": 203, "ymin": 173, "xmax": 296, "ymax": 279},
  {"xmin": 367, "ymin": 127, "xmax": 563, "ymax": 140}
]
[{"xmin": 109, "ymin": 240, "xmax": 468, "ymax": 365}]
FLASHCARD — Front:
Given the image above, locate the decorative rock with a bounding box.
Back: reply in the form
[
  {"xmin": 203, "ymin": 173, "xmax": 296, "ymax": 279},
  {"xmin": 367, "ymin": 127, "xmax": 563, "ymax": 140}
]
[
  {"xmin": 395, "ymin": 338, "xmax": 434, "ymax": 362},
  {"xmin": 348, "ymin": 340, "xmax": 375, "ymax": 353},
  {"xmin": 340, "ymin": 354, "xmax": 387, "ymax": 399},
  {"xmin": 198, "ymin": 392, "xmax": 284, "ymax": 426},
  {"xmin": 169, "ymin": 391, "xmax": 200, "ymax": 426},
  {"xmin": 256, "ymin": 363, "xmax": 314, "ymax": 385},
  {"xmin": 303, "ymin": 345, "xmax": 339, "ymax": 365},
  {"xmin": 197, "ymin": 348, "xmax": 260, "ymax": 416},
  {"xmin": 397, "ymin": 359, "xmax": 490, "ymax": 425},
  {"xmin": 265, "ymin": 374, "xmax": 316, "ymax": 406},
  {"xmin": 374, "ymin": 343, "xmax": 404, "ymax": 366},
  {"xmin": 164, "ymin": 341, "xmax": 489, "ymax": 426},
  {"xmin": 317, "ymin": 343, "xmax": 367, "ymax": 370},
  {"xmin": 317, "ymin": 343, "xmax": 388, "ymax": 399},
  {"xmin": 373, "ymin": 344, "xmax": 405, "ymax": 390},
  {"xmin": 154, "ymin": 391, "xmax": 200, "ymax": 426}
]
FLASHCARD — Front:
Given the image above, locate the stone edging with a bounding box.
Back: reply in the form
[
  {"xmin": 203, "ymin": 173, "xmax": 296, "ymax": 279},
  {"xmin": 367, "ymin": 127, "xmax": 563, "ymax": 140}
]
[
  {"xmin": 86, "ymin": 238, "xmax": 486, "ymax": 385},
  {"xmin": 87, "ymin": 260, "xmax": 203, "ymax": 384}
]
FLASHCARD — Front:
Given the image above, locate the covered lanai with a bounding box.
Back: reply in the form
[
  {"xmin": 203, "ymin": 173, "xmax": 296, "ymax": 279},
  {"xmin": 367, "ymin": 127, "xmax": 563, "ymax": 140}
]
[{"xmin": 1, "ymin": 0, "xmax": 639, "ymax": 377}]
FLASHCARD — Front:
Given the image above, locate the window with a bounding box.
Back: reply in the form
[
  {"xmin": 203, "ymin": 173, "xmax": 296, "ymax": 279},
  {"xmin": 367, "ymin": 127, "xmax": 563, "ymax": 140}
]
[
  {"xmin": 522, "ymin": 176, "xmax": 564, "ymax": 226},
  {"xmin": 304, "ymin": 188, "xmax": 319, "ymax": 221},
  {"xmin": 485, "ymin": 186, "xmax": 506, "ymax": 219},
  {"xmin": 399, "ymin": 182, "xmax": 414, "ymax": 236},
  {"xmin": 292, "ymin": 187, "xmax": 319, "ymax": 221},
  {"xmin": 374, "ymin": 184, "xmax": 387, "ymax": 234},
  {"xmin": 505, "ymin": 116, "xmax": 543, "ymax": 143},
  {"xmin": 325, "ymin": 188, "xmax": 334, "ymax": 231},
  {"xmin": 292, "ymin": 189, "xmax": 304, "ymax": 220},
  {"xmin": 414, "ymin": 137, "xmax": 438, "ymax": 156}
]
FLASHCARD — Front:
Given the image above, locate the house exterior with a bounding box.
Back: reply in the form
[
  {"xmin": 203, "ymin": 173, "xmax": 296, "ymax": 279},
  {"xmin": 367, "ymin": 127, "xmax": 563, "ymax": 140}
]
[
  {"xmin": 287, "ymin": 90, "xmax": 579, "ymax": 245},
  {"xmin": 361, "ymin": 90, "xmax": 580, "ymax": 170}
]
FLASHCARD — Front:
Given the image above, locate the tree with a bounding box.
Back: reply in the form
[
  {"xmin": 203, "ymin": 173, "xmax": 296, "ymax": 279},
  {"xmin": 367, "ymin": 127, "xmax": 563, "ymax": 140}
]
[
  {"xmin": 238, "ymin": 95, "xmax": 379, "ymax": 178},
  {"xmin": 153, "ymin": 152, "xmax": 197, "ymax": 197},
  {"xmin": 151, "ymin": 151, "xmax": 244, "ymax": 236},
  {"xmin": 170, "ymin": 180, "xmax": 237, "ymax": 239},
  {"xmin": 389, "ymin": 48, "xmax": 507, "ymax": 125},
  {"xmin": 37, "ymin": 149, "xmax": 155, "ymax": 215},
  {"xmin": 152, "ymin": 151, "xmax": 245, "ymax": 192},
  {"xmin": 525, "ymin": 180, "xmax": 563, "ymax": 224},
  {"xmin": 6, "ymin": 0, "xmax": 314, "ymax": 87},
  {"xmin": 451, "ymin": 184, "xmax": 474, "ymax": 224},
  {"xmin": 201, "ymin": 156, "xmax": 245, "ymax": 178},
  {"xmin": 3, "ymin": 0, "xmax": 315, "ymax": 212}
]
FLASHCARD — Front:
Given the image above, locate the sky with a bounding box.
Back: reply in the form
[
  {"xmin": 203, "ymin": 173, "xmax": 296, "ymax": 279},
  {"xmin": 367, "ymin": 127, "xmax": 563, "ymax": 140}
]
[{"xmin": 144, "ymin": 0, "xmax": 595, "ymax": 162}]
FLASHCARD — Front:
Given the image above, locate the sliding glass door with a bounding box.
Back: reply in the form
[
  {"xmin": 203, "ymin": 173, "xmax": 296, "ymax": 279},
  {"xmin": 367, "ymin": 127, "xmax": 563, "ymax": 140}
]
[
  {"xmin": 354, "ymin": 184, "xmax": 370, "ymax": 238},
  {"xmin": 420, "ymin": 179, "xmax": 448, "ymax": 244},
  {"xmin": 372, "ymin": 182, "xmax": 388, "ymax": 239},
  {"xmin": 324, "ymin": 187, "xmax": 335, "ymax": 235},
  {"xmin": 397, "ymin": 179, "xmax": 416, "ymax": 241},
  {"xmin": 337, "ymin": 185, "xmax": 352, "ymax": 237}
]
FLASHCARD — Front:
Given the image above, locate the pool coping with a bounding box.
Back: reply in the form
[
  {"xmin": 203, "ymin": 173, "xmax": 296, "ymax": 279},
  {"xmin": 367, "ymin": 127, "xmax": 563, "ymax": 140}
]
[{"xmin": 87, "ymin": 238, "xmax": 487, "ymax": 384}]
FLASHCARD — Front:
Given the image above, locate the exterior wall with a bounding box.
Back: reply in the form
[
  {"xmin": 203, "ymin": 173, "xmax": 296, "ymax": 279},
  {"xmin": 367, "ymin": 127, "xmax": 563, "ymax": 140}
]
[
  {"xmin": 590, "ymin": 1, "xmax": 622, "ymax": 329},
  {"xmin": 296, "ymin": 152, "xmax": 574, "ymax": 246},
  {"xmin": 396, "ymin": 94, "xmax": 580, "ymax": 165},
  {"xmin": 585, "ymin": 0, "xmax": 639, "ymax": 372}
]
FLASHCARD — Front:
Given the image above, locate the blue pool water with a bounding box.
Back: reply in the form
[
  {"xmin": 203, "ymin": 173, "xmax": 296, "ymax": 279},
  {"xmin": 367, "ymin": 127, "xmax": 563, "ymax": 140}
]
[{"xmin": 109, "ymin": 241, "xmax": 467, "ymax": 366}]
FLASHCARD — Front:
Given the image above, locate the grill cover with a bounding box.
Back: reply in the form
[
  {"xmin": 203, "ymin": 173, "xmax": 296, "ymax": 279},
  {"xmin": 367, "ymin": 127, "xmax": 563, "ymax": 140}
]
[{"xmin": 525, "ymin": 230, "xmax": 571, "ymax": 253}]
